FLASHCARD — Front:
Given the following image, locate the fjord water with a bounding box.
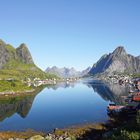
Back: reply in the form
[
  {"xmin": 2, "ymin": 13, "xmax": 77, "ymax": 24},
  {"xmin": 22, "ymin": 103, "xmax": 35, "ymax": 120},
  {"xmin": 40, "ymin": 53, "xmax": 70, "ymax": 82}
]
[{"xmin": 0, "ymin": 80, "xmax": 129, "ymax": 132}]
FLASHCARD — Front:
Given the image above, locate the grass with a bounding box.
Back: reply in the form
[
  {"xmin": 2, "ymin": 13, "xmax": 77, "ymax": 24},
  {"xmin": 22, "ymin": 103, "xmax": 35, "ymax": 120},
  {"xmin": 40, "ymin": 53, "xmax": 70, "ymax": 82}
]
[
  {"xmin": 0, "ymin": 59, "xmax": 58, "ymax": 80},
  {"xmin": 0, "ymin": 80, "xmax": 32, "ymax": 93},
  {"xmin": 132, "ymin": 73, "xmax": 140, "ymax": 78}
]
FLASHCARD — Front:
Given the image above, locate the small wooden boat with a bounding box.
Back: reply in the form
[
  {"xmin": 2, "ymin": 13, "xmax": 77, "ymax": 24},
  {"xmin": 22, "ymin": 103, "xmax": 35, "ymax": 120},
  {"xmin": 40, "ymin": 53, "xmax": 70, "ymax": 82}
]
[
  {"xmin": 132, "ymin": 95, "xmax": 140, "ymax": 101},
  {"xmin": 107, "ymin": 102, "xmax": 139, "ymax": 117},
  {"xmin": 107, "ymin": 104, "xmax": 125, "ymax": 115}
]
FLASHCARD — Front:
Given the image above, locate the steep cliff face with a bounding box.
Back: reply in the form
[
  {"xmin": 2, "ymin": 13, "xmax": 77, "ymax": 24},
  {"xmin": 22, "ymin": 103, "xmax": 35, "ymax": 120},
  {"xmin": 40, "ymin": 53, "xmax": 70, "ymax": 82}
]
[
  {"xmin": 16, "ymin": 43, "xmax": 34, "ymax": 64},
  {"xmin": 0, "ymin": 39, "xmax": 55, "ymax": 79},
  {"xmin": 0, "ymin": 40, "xmax": 9, "ymax": 69},
  {"xmin": 0, "ymin": 40, "xmax": 34, "ymax": 69},
  {"xmin": 89, "ymin": 46, "xmax": 140, "ymax": 75}
]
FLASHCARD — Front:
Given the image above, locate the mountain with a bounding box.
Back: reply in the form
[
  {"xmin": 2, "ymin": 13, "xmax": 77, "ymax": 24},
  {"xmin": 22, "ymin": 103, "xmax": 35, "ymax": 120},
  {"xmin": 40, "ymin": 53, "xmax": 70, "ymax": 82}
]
[
  {"xmin": 45, "ymin": 66, "xmax": 81, "ymax": 78},
  {"xmin": 0, "ymin": 40, "xmax": 34, "ymax": 69},
  {"xmin": 84, "ymin": 81, "xmax": 129, "ymax": 104},
  {"xmin": 16, "ymin": 43, "xmax": 34, "ymax": 64},
  {"xmin": 0, "ymin": 39, "xmax": 57, "ymax": 79},
  {"xmin": 81, "ymin": 67, "xmax": 91, "ymax": 76},
  {"xmin": 45, "ymin": 66, "xmax": 91, "ymax": 78},
  {"xmin": 89, "ymin": 46, "xmax": 140, "ymax": 76}
]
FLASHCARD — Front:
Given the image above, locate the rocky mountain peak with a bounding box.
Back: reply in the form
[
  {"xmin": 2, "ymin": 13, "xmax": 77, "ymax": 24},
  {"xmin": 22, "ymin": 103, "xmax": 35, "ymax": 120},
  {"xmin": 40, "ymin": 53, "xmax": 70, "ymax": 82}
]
[
  {"xmin": 16, "ymin": 43, "xmax": 34, "ymax": 64},
  {"xmin": 112, "ymin": 46, "xmax": 126, "ymax": 56},
  {"xmin": 0, "ymin": 39, "xmax": 6, "ymax": 46},
  {"xmin": 89, "ymin": 46, "xmax": 140, "ymax": 75},
  {"xmin": 137, "ymin": 55, "xmax": 140, "ymax": 59}
]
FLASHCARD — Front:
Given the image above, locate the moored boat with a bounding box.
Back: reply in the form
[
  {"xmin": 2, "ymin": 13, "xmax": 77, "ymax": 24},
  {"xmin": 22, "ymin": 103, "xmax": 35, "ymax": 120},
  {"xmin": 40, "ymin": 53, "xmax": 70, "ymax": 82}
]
[{"xmin": 132, "ymin": 95, "xmax": 140, "ymax": 101}]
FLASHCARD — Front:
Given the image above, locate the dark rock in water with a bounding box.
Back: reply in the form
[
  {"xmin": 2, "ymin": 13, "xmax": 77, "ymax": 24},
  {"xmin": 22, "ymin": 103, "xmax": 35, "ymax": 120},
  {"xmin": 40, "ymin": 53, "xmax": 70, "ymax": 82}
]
[{"xmin": 89, "ymin": 46, "xmax": 140, "ymax": 75}]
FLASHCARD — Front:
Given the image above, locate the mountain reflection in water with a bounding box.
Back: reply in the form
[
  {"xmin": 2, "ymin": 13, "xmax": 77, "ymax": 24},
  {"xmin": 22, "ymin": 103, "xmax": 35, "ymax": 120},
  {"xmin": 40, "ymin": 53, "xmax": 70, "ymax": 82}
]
[
  {"xmin": 0, "ymin": 80, "xmax": 129, "ymax": 131},
  {"xmin": 83, "ymin": 80, "xmax": 129, "ymax": 104}
]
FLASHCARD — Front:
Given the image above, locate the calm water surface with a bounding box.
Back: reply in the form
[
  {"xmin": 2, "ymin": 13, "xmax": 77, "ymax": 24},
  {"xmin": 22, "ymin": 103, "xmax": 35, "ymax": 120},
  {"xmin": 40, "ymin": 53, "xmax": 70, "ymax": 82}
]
[{"xmin": 0, "ymin": 79, "xmax": 129, "ymax": 132}]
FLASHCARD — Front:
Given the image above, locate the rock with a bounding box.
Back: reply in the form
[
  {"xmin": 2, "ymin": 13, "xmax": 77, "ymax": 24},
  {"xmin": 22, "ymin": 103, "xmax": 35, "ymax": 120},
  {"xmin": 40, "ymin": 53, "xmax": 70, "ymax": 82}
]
[
  {"xmin": 15, "ymin": 138, "xmax": 25, "ymax": 140},
  {"xmin": 65, "ymin": 137, "xmax": 72, "ymax": 140},
  {"xmin": 58, "ymin": 136, "xmax": 63, "ymax": 140},
  {"xmin": 89, "ymin": 46, "xmax": 140, "ymax": 76},
  {"xmin": 28, "ymin": 135, "xmax": 45, "ymax": 140},
  {"xmin": 45, "ymin": 133, "xmax": 56, "ymax": 140},
  {"xmin": 16, "ymin": 43, "xmax": 34, "ymax": 64},
  {"xmin": 102, "ymin": 131, "xmax": 113, "ymax": 138},
  {"xmin": 0, "ymin": 41, "xmax": 9, "ymax": 69},
  {"xmin": 8, "ymin": 138, "xmax": 14, "ymax": 140},
  {"xmin": 45, "ymin": 135, "xmax": 53, "ymax": 140},
  {"xmin": 0, "ymin": 39, "xmax": 34, "ymax": 69}
]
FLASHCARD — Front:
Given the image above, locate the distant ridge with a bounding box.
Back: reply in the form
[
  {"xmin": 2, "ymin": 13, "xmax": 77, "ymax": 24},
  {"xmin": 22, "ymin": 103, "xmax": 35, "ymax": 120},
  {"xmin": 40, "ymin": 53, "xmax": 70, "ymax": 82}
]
[
  {"xmin": 45, "ymin": 66, "xmax": 91, "ymax": 78},
  {"xmin": 89, "ymin": 46, "xmax": 140, "ymax": 76}
]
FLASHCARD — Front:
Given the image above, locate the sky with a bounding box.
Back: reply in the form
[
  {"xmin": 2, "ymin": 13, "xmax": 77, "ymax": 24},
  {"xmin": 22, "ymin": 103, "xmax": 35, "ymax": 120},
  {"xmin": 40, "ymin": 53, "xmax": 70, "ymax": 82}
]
[{"xmin": 0, "ymin": 0, "xmax": 140, "ymax": 71}]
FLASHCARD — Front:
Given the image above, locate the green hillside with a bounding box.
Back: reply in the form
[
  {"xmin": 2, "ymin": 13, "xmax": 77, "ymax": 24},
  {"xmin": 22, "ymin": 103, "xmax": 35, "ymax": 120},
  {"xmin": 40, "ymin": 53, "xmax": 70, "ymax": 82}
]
[
  {"xmin": 0, "ymin": 60, "xmax": 57, "ymax": 80},
  {"xmin": 0, "ymin": 40, "xmax": 58, "ymax": 93}
]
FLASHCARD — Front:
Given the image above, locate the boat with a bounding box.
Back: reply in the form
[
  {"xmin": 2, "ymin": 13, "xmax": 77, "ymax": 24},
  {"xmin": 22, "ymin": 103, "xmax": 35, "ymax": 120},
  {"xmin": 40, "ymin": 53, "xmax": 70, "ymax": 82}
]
[
  {"xmin": 132, "ymin": 95, "xmax": 140, "ymax": 101},
  {"xmin": 107, "ymin": 102, "xmax": 139, "ymax": 117},
  {"xmin": 107, "ymin": 104, "xmax": 125, "ymax": 115}
]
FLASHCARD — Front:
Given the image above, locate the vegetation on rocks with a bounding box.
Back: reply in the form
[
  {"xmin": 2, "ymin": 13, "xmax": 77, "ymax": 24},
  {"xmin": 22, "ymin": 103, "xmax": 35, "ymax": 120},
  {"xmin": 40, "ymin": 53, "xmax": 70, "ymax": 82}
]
[
  {"xmin": 0, "ymin": 80, "xmax": 31, "ymax": 93},
  {"xmin": 0, "ymin": 59, "xmax": 58, "ymax": 80},
  {"xmin": 102, "ymin": 110, "xmax": 140, "ymax": 140},
  {"xmin": 0, "ymin": 39, "xmax": 59, "ymax": 94}
]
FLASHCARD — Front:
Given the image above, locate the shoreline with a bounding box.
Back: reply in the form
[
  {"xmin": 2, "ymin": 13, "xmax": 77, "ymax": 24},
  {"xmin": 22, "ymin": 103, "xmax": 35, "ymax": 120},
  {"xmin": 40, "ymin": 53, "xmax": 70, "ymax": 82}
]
[
  {"xmin": 0, "ymin": 89, "xmax": 35, "ymax": 96},
  {"xmin": 0, "ymin": 119, "xmax": 119, "ymax": 140}
]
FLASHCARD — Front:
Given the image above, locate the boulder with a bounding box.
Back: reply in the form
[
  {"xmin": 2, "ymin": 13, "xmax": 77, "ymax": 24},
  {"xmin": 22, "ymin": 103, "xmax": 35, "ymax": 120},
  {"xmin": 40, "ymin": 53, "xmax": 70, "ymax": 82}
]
[{"xmin": 28, "ymin": 135, "xmax": 45, "ymax": 140}]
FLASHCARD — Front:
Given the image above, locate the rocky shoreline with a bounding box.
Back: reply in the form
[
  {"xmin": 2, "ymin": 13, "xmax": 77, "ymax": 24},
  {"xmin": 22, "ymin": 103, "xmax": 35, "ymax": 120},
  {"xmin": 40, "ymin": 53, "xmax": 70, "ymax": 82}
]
[
  {"xmin": 0, "ymin": 121, "xmax": 115, "ymax": 140},
  {"xmin": 1, "ymin": 134, "xmax": 75, "ymax": 140},
  {"xmin": 0, "ymin": 89, "xmax": 35, "ymax": 96}
]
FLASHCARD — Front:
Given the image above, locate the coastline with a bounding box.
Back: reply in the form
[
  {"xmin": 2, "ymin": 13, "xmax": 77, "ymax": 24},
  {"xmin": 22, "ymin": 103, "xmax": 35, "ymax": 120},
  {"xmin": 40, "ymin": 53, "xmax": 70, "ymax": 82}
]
[
  {"xmin": 0, "ymin": 89, "xmax": 35, "ymax": 96},
  {"xmin": 0, "ymin": 119, "xmax": 120, "ymax": 140}
]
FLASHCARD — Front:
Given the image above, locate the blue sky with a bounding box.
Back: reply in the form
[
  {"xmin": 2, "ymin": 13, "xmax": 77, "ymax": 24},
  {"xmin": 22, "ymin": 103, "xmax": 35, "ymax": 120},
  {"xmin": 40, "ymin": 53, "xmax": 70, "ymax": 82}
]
[{"xmin": 0, "ymin": 0, "xmax": 140, "ymax": 71}]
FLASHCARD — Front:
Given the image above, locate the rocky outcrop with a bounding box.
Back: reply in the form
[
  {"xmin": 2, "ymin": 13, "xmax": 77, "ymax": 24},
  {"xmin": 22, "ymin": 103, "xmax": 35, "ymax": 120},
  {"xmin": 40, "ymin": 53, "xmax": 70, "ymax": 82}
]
[
  {"xmin": 16, "ymin": 43, "xmax": 34, "ymax": 64},
  {"xmin": 81, "ymin": 66, "xmax": 91, "ymax": 76},
  {"xmin": 89, "ymin": 46, "xmax": 140, "ymax": 75},
  {"xmin": 0, "ymin": 40, "xmax": 9, "ymax": 69},
  {"xmin": 0, "ymin": 39, "xmax": 34, "ymax": 69},
  {"xmin": 45, "ymin": 66, "xmax": 91, "ymax": 78},
  {"xmin": 7, "ymin": 134, "xmax": 76, "ymax": 140}
]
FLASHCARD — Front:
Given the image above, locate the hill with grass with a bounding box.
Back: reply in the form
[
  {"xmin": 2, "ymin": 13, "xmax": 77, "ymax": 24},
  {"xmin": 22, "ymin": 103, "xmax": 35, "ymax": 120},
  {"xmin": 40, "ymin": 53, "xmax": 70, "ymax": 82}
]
[{"xmin": 0, "ymin": 39, "xmax": 57, "ymax": 81}]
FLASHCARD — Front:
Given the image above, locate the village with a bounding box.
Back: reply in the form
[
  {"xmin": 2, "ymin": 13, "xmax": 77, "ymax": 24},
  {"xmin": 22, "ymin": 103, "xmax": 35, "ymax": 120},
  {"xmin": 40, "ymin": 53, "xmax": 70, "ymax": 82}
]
[
  {"xmin": 107, "ymin": 74, "xmax": 140, "ymax": 118},
  {"xmin": 26, "ymin": 77, "xmax": 80, "ymax": 87}
]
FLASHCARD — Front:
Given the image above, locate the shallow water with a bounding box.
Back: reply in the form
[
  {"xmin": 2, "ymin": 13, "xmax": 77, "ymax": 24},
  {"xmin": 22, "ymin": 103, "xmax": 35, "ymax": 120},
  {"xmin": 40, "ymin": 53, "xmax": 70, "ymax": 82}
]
[{"xmin": 0, "ymin": 80, "xmax": 129, "ymax": 132}]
